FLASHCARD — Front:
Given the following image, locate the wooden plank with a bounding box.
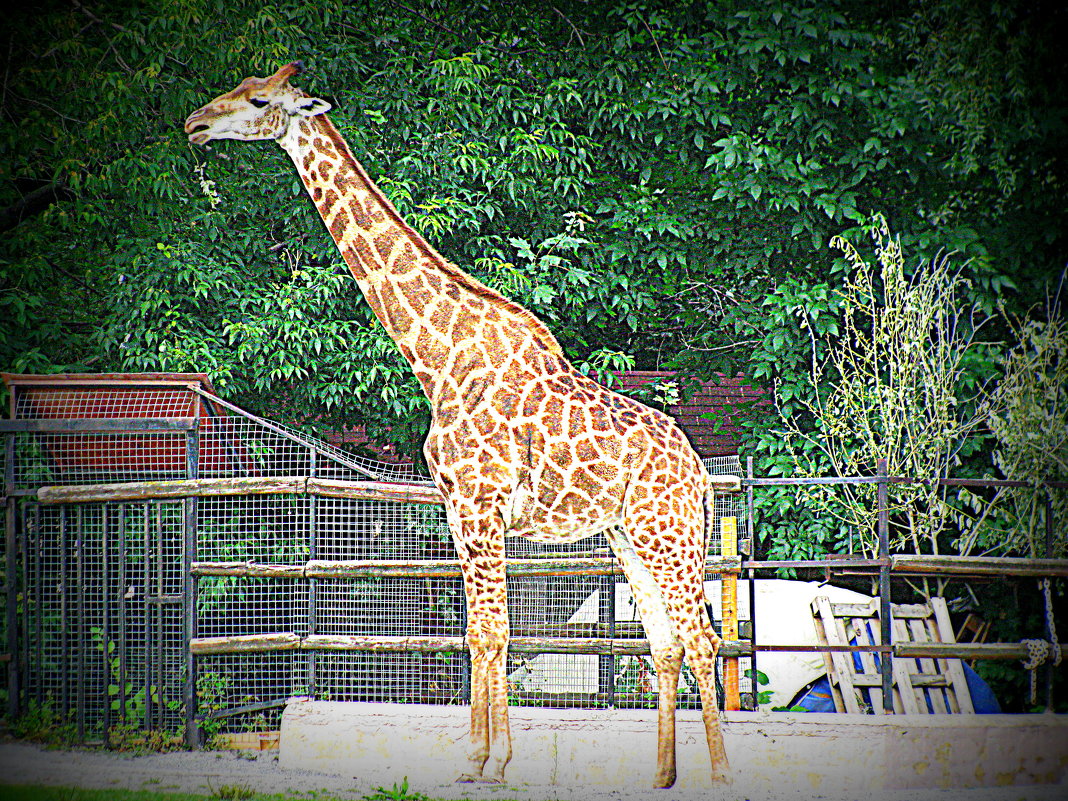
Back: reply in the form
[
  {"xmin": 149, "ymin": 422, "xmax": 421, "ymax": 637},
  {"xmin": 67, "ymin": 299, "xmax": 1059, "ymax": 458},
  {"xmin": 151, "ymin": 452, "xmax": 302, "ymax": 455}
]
[
  {"xmin": 190, "ymin": 633, "xmax": 301, "ymax": 655},
  {"xmin": 720, "ymin": 517, "xmax": 740, "ymax": 711},
  {"xmin": 813, "ymin": 596, "xmax": 863, "ymax": 713},
  {"xmin": 39, "ymin": 476, "xmax": 306, "ymax": 504},
  {"xmin": 847, "ymin": 604, "xmax": 885, "ymax": 713},
  {"xmin": 908, "ymin": 616, "xmax": 947, "ymax": 714},
  {"xmin": 809, "ymin": 600, "xmax": 845, "ymax": 712},
  {"xmin": 891, "ymin": 616, "xmax": 922, "ymax": 714},
  {"xmin": 191, "ymin": 561, "xmax": 306, "ymax": 578},
  {"xmin": 931, "ymin": 597, "xmax": 974, "ymax": 713},
  {"xmin": 829, "ymin": 601, "xmax": 931, "ymax": 619},
  {"xmin": 306, "ymin": 478, "xmax": 444, "ymax": 505},
  {"xmin": 891, "ymin": 554, "xmax": 1068, "ymax": 578}
]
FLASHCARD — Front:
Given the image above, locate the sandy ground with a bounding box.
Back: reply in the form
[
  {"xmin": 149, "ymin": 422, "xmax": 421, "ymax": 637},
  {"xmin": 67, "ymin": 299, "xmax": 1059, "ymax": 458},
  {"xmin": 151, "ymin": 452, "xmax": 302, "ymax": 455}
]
[{"xmin": 0, "ymin": 740, "xmax": 1064, "ymax": 801}]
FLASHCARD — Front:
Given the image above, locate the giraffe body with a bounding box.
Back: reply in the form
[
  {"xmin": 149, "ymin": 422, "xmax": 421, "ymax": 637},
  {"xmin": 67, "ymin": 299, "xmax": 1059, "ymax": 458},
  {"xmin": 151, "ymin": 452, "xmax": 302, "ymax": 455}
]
[{"xmin": 186, "ymin": 62, "xmax": 729, "ymax": 788}]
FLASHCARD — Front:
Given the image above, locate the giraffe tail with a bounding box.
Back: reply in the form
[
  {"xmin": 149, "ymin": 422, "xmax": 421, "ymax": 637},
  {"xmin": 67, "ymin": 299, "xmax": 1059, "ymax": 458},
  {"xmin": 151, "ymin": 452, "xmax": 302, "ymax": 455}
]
[{"xmin": 702, "ymin": 474, "xmax": 717, "ymax": 559}]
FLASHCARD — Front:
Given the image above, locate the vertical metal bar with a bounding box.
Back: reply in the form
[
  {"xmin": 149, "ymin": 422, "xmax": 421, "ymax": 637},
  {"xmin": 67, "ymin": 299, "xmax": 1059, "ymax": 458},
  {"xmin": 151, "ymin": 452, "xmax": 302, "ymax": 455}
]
[
  {"xmin": 746, "ymin": 456, "xmax": 755, "ymax": 554},
  {"xmin": 33, "ymin": 506, "xmax": 43, "ymax": 706},
  {"xmin": 746, "ymin": 456, "xmax": 757, "ymax": 710},
  {"xmin": 100, "ymin": 504, "xmax": 111, "ymax": 739},
  {"xmin": 308, "ymin": 447, "xmax": 318, "ymax": 698},
  {"xmin": 4, "ymin": 431, "xmax": 19, "ymax": 720},
  {"xmin": 59, "ymin": 505, "xmax": 69, "ymax": 716},
  {"xmin": 143, "ymin": 504, "xmax": 153, "ymax": 730},
  {"xmin": 877, "ymin": 457, "xmax": 893, "ymax": 713},
  {"xmin": 183, "ymin": 422, "xmax": 200, "ymax": 747},
  {"xmin": 19, "ymin": 504, "xmax": 32, "ymax": 713},
  {"xmin": 459, "ymin": 584, "xmax": 470, "ymax": 704},
  {"xmin": 117, "ymin": 507, "xmax": 128, "ymax": 725},
  {"xmin": 75, "ymin": 506, "xmax": 85, "ymax": 740},
  {"xmin": 155, "ymin": 503, "xmax": 165, "ymax": 731},
  {"xmin": 598, "ymin": 573, "xmax": 615, "ymax": 707},
  {"xmin": 1043, "ymin": 489, "xmax": 1054, "ymax": 711}
]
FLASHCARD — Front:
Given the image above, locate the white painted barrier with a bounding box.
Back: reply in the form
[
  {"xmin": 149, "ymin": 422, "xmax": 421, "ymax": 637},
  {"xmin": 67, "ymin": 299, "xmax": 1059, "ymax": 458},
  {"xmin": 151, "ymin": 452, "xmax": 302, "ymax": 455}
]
[{"xmin": 280, "ymin": 699, "xmax": 1068, "ymax": 795}]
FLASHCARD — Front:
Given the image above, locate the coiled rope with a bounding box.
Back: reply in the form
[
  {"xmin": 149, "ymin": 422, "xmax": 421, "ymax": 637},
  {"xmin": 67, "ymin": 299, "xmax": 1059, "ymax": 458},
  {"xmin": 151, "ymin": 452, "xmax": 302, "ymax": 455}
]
[{"xmin": 1021, "ymin": 578, "xmax": 1061, "ymax": 705}]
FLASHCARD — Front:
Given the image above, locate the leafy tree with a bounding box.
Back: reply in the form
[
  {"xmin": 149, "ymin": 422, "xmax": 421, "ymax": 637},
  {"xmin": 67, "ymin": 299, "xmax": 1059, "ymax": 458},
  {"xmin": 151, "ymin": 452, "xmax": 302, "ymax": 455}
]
[
  {"xmin": 765, "ymin": 216, "xmax": 998, "ymax": 562},
  {"xmin": 2, "ymin": 0, "xmax": 1065, "ymax": 483},
  {"xmin": 978, "ymin": 276, "xmax": 1068, "ymax": 559}
]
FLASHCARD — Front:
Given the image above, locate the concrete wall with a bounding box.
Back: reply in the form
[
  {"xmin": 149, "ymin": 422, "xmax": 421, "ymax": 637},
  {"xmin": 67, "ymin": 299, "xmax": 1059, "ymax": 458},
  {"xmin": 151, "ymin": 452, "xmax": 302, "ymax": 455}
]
[{"xmin": 280, "ymin": 700, "xmax": 1068, "ymax": 795}]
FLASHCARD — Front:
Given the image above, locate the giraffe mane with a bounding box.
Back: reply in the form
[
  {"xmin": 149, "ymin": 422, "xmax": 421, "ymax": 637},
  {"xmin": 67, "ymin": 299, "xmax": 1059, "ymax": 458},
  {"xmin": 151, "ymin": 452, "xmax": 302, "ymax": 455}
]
[{"xmin": 316, "ymin": 117, "xmax": 564, "ymax": 358}]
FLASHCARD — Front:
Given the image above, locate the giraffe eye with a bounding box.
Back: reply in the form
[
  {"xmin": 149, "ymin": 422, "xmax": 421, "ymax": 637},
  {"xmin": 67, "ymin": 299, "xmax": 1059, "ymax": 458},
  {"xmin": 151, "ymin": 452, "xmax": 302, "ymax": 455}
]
[{"xmin": 249, "ymin": 98, "xmax": 268, "ymax": 108}]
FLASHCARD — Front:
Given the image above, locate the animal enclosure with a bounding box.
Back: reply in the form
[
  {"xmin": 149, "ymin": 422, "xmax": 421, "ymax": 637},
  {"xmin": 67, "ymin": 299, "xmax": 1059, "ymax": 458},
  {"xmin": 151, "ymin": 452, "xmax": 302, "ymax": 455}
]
[{"xmin": 1, "ymin": 373, "xmax": 747, "ymax": 743}]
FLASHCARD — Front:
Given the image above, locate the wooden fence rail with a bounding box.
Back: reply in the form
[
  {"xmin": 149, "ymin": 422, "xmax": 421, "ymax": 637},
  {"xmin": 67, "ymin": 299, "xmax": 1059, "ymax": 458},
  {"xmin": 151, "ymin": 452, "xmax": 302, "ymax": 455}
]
[{"xmin": 188, "ymin": 632, "xmax": 1035, "ymax": 660}]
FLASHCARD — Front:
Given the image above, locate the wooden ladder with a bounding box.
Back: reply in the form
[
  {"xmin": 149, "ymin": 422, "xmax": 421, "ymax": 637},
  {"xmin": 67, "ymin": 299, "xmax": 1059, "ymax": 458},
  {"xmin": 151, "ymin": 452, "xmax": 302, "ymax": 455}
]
[{"xmin": 811, "ymin": 596, "xmax": 974, "ymax": 714}]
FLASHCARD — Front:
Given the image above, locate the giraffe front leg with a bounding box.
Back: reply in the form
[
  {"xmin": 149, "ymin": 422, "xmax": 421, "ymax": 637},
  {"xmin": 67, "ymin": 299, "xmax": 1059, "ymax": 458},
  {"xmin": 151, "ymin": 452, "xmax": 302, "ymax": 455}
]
[{"xmin": 455, "ymin": 537, "xmax": 511, "ymax": 784}]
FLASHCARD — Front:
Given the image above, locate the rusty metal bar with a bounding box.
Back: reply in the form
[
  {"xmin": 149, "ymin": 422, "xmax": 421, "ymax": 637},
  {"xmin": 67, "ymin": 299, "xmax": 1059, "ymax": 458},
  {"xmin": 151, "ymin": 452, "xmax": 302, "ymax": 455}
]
[
  {"xmin": 0, "ymin": 419, "xmax": 197, "ymax": 433},
  {"xmin": 877, "ymin": 458, "xmax": 893, "ymax": 714}
]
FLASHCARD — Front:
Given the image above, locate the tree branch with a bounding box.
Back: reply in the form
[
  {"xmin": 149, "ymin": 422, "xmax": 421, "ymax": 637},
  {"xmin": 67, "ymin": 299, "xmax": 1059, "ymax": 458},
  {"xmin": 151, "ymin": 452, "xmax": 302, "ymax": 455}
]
[{"xmin": 0, "ymin": 180, "xmax": 71, "ymax": 232}]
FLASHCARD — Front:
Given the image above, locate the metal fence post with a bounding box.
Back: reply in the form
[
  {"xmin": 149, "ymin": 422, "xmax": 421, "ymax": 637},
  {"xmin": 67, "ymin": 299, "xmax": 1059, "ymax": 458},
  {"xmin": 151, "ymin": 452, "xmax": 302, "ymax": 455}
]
[
  {"xmin": 4, "ymin": 431, "xmax": 18, "ymax": 720},
  {"xmin": 308, "ymin": 447, "xmax": 318, "ymax": 699},
  {"xmin": 598, "ymin": 572, "xmax": 615, "ymax": 707},
  {"xmin": 183, "ymin": 420, "xmax": 200, "ymax": 747},
  {"xmin": 877, "ymin": 457, "xmax": 893, "ymax": 713},
  {"xmin": 1044, "ymin": 489, "xmax": 1055, "ymax": 711},
  {"xmin": 746, "ymin": 455, "xmax": 757, "ymax": 710}
]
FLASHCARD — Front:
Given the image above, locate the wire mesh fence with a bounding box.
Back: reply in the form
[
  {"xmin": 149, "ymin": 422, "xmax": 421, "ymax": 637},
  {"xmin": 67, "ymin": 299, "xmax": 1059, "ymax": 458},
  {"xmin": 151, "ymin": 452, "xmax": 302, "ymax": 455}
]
[{"xmin": 3, "ymin": 375, "xmax": 743, "ymax": 743}]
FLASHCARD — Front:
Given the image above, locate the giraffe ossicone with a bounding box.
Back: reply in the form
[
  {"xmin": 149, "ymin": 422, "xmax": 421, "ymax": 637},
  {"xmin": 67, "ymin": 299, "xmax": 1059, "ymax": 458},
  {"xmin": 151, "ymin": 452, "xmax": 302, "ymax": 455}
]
[{"xmin": 186, "ymin": 61, "xmax": 730, "ymax": 789}]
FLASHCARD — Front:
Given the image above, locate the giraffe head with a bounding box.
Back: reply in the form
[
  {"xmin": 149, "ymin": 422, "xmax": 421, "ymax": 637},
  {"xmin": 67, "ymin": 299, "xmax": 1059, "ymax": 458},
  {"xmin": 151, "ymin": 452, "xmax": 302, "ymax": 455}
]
[{"xmin": 184, "ymin": 61, "xmax": 331, "ymax": 145}]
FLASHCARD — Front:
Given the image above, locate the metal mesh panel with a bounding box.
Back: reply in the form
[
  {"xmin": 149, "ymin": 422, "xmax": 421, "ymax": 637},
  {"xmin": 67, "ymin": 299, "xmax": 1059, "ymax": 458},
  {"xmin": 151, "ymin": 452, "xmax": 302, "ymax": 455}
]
[
  {"xmin": 197, "ymin": 495, "xmax": 312, "ymax": 563},
  {"xmin": 19, "ymin": 501, "xmax": 186, "ymax": 739},
  {"xmin": 14, "ymin": 386, "xmax": 197, "ymax": 419},
  {"xmin": 312, "ymin": 651, "xmax": 466, "ymax": 705},
  {"xmin": 8, "ymin": 378, "xmax": 741, "ymax": 744},
  {"xmin": 12, "ymin": 431, "xmax": 189, "ymax": 488},
  {"xmin": 197, "ymin": 652, "xmax": 306, "ymax": 734}
]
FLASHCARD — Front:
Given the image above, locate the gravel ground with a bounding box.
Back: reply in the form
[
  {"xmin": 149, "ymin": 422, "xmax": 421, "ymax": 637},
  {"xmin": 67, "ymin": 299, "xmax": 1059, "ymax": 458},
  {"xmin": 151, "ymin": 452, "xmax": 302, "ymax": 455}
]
[{"xmin": 0, "ymin": 740, "xmax": 1064, "ymax": 801}]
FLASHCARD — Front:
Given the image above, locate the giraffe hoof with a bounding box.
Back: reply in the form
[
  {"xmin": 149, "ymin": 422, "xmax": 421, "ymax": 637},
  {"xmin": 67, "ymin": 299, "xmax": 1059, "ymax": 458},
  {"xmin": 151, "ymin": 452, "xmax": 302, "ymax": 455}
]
[
  {"xmin": 652, "ymin": 771, "xmax": 677, "ymax": 789},
  {"xmin": 455, "ymin": 774, "xmax": 503, "ymax": 785}
]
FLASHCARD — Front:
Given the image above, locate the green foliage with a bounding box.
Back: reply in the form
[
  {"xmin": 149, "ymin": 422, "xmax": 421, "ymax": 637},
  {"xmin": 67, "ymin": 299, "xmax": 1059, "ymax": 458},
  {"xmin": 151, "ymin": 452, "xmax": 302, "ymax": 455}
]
[
  {"xmin": 6, "ymin": 698, "xmax": 78, "ymax": 747},
  {"xmin": 212, "ymin": 785, "xmax": 256, "ymax": 801},
  {"xmin": 105, "ymin": 722, "xmax": 185, "ymax": 754},
  {"xmin": 981, "ymin": 275, "xmax": 1068, "ymax": 558},
  {"xmin": 91, "ymin": 626, "xmax": 179, "ymax": 727},
  {"xmin": 774, "ymin": 217, "xmax": 998, "ymax": 559},
  {"xmin": 1, "ymin": 0, "xmax": 1064, "ymax": 477},
  {"xmin": 364, "ymin": 779, "xmax": 427, "ymax": 801},
  {"xmin": 196, "ymin": 671, "xmax": 233, "ymax": 746}
]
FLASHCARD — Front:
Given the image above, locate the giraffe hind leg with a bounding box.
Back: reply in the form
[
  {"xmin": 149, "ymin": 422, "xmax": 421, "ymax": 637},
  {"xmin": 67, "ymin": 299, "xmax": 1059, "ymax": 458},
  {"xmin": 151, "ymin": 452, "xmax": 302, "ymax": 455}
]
[
  {"xmin": 659, "ymin": 562, "xmax": 731, "ymax": 784},
  {"xmin": 605, "ymin": 528, "xmax": 684, "ymax": 789}
]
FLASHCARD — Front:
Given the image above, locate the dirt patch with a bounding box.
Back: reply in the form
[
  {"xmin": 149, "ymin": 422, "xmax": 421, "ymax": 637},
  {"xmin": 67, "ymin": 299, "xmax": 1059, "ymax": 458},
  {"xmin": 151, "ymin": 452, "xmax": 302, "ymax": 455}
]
[{"xmin": 0, "ymin": 740, "xmax": 1062, "ymax": 801}]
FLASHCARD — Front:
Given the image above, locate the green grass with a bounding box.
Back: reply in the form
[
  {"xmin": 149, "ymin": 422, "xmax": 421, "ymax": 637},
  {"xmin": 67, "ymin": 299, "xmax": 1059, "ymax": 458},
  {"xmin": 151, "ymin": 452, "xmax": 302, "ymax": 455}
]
[
  {"xmin": 0, "ymin": 788, "xmax": 345, "ymax": 801},
  {"xmin": 0, "ymin": 788, "xmax": 215, "ymax": 801},
  {"xmin": 0, "ymin": 783, "xmax": 474, "ymax": 801}
]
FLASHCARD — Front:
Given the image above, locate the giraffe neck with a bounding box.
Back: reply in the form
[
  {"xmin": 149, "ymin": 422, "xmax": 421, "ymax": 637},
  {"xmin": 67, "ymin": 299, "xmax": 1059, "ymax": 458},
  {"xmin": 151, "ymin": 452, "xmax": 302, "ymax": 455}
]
[{"xmin": 277, "ymin": 115, "xmax": 563, "ymax": 406}]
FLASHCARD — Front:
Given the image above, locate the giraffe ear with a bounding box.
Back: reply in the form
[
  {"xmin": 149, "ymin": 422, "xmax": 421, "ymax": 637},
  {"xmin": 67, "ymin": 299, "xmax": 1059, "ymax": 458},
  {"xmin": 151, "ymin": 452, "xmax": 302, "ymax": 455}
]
[{"xmin": 291, "ymin": 96, "xmax": 331, "ymax": 117}]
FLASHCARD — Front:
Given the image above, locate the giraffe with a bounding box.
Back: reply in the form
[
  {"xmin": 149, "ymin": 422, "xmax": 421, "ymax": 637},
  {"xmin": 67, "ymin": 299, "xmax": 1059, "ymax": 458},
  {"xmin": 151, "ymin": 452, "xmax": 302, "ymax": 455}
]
[{"xmin": 185, "ymin": 61, "xmax": 730, "ymax": 789}]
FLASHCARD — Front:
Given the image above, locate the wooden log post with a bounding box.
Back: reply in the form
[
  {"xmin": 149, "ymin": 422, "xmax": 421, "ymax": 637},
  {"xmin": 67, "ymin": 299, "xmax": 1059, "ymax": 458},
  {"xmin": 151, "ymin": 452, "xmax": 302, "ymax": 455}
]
[{"xmin": 720, "ymin": 516, "xmax": 740, "ymax": 711}]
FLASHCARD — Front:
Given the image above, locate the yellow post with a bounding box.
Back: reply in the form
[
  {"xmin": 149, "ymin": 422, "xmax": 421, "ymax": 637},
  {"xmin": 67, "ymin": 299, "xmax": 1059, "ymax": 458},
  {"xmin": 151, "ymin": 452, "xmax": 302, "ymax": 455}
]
[{"xmin": 720, "ymin": 516, "xmax": 740, "ymax": 711}]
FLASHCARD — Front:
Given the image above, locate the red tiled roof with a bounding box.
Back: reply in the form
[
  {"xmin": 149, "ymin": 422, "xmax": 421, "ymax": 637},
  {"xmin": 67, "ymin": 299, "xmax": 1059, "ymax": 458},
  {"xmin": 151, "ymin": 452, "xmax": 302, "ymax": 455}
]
[
  {"xmin": 326, "ymin": 371, "xmax": 766, "ymax": 464},
  {"xmin": 614, "ymin": 371, "xmax": 766, "ymax": 457}
]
